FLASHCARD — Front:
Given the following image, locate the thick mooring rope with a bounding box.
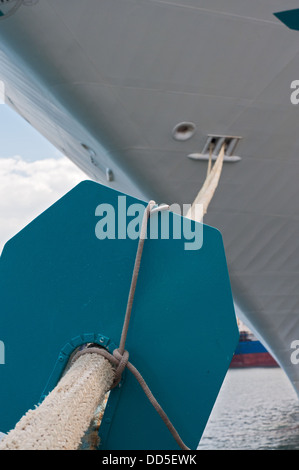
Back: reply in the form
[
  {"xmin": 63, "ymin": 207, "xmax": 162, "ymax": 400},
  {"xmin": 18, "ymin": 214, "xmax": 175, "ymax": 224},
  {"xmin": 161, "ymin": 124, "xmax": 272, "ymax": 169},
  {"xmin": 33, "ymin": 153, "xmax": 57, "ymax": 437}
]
[
  {"xmin": 0, "ymin": 353, "xmax": 114, "ymax": 450},
  {"xmin": 186, "ymin": 144, "xmax": 225, "ymax": 221},
  {"xmin": 0, "ymin": 201, "xmax": 190, "ymax": 451}
]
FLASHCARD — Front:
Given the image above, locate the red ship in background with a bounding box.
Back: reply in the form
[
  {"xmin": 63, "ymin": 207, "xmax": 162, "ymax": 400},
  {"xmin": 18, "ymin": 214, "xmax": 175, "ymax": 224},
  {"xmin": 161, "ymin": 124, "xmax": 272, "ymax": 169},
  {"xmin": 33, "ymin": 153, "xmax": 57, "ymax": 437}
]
[{"xmin": 230, "ymin": 322, "xmax": 279, "ymax": 368}]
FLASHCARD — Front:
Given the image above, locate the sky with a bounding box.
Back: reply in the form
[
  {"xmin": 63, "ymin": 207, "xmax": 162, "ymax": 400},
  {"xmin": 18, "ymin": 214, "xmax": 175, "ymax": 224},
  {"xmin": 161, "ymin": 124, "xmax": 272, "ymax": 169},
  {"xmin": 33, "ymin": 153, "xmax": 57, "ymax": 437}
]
[{"xmin": 0, "ymin": 104, "xmax": 87, "ymax": 253}]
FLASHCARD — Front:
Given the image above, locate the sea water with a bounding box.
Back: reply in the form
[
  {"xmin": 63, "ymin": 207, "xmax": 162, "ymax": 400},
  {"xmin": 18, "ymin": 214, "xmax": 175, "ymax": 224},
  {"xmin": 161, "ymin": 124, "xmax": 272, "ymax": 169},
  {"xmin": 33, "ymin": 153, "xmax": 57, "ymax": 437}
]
[
  {"xmin": 1, "ymin": 367, "xmax": 297, "ymax": 450},
  {"xmin": 198, "ymin": 368, "xmax": 299, "ymax": 450}
]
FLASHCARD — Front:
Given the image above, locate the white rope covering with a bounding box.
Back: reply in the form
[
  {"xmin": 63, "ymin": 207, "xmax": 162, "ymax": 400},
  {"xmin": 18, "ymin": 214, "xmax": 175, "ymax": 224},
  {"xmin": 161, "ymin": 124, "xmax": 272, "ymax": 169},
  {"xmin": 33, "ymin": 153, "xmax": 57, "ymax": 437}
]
[{"xmin": 0, "ymin": 353, "xmax": 114, "ymax": 450}]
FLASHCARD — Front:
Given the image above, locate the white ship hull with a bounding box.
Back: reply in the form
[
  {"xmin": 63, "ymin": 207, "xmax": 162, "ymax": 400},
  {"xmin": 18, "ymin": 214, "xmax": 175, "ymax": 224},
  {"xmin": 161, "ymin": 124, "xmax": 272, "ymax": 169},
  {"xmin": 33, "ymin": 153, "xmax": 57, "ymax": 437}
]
[{"xmin": 1, "ymin": 0, "xmax": 299, "ymax": 394}]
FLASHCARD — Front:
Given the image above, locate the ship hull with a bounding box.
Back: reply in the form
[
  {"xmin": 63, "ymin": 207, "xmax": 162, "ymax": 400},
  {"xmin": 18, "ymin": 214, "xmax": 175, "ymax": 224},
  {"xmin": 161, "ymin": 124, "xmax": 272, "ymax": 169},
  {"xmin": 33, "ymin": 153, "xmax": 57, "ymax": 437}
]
[
  {"xmin": 0, "ymin": 0, "xmax": 299, "ymax": 394},
  {"xmin": 230, "ymin": 340, "xmax": 278, "ymax": 368}
]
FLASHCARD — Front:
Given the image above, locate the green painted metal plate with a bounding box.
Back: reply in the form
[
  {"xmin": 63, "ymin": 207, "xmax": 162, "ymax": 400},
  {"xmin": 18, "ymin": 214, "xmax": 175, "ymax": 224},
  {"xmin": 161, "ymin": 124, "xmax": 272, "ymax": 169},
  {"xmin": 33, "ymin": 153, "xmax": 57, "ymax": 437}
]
[
  {"xmin": 274, "ymin": 9, "xmax": 299, "ymax": 30},
  {"xmin": 0, "ymin": 181, "xmax": 238, "ymax": 449}
]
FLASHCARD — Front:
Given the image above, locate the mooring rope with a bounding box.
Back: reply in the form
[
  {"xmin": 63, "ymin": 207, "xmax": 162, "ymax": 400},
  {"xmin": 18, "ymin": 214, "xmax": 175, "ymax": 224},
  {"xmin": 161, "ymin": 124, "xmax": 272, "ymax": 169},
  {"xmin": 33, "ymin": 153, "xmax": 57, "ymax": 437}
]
[
  {"xmin": 0, "ymin": 201, "xmax": 191, "ymax": 451},
  {"xmin": 186, "ymin": 144, "xmax": 225, "ymax": 221},
  {"xmin": 0, "ymin": 353, "xmax": 115, "ymax": 450}
]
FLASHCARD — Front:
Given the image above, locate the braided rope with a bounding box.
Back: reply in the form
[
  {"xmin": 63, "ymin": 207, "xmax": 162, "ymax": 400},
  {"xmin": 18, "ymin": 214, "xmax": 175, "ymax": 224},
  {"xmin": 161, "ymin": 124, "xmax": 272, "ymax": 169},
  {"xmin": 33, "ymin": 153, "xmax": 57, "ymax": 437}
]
[{"xmin": 0, "ymin": 354, "xmax": 114, "ymax": 450}]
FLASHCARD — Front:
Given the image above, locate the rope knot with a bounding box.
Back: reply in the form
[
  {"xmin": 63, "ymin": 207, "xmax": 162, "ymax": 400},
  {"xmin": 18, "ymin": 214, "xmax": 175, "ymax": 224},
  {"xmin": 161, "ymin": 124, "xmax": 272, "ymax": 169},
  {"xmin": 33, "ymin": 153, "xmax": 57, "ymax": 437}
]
[{"xmin": 111, "ymin": 349, "xmax": 129, "ymax": 388}]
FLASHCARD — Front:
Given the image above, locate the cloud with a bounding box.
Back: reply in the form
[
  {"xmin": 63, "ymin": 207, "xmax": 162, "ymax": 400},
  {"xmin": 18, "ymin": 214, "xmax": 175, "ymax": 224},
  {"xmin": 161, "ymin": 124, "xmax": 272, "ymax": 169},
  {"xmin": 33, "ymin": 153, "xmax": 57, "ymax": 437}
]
[{"xmin": 0, "ymin": 156, "xmax": 88, "ymax": 252}]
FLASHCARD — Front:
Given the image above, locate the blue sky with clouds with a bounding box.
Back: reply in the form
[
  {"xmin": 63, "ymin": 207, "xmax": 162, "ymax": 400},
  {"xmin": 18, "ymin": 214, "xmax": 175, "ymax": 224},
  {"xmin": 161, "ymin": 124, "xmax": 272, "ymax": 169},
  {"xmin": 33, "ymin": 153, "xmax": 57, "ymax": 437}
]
[
  {"xmin": 0, "ymin": 104, "xmax": 87, "ymax": 252},
  {"xmin": 0, "ymin": 105, "xmax": 63, "ymax": 162}
]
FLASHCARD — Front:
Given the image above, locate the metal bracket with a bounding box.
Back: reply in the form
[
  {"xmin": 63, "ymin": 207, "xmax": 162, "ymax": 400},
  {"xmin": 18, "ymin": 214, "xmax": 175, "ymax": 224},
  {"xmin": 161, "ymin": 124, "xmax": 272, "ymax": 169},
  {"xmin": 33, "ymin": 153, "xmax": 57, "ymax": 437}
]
[{"xmin": 40, "ymin": 333, "xmax": 117, "ymax": 403}]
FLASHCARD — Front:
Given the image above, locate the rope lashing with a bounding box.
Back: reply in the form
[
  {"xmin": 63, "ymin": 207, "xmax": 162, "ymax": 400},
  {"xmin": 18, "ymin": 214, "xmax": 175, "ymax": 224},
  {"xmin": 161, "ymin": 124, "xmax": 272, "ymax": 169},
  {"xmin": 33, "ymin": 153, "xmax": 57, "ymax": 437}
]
[{"xmin": 71, "ymin": 200, "xmax": 191, "ymax": 451}]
